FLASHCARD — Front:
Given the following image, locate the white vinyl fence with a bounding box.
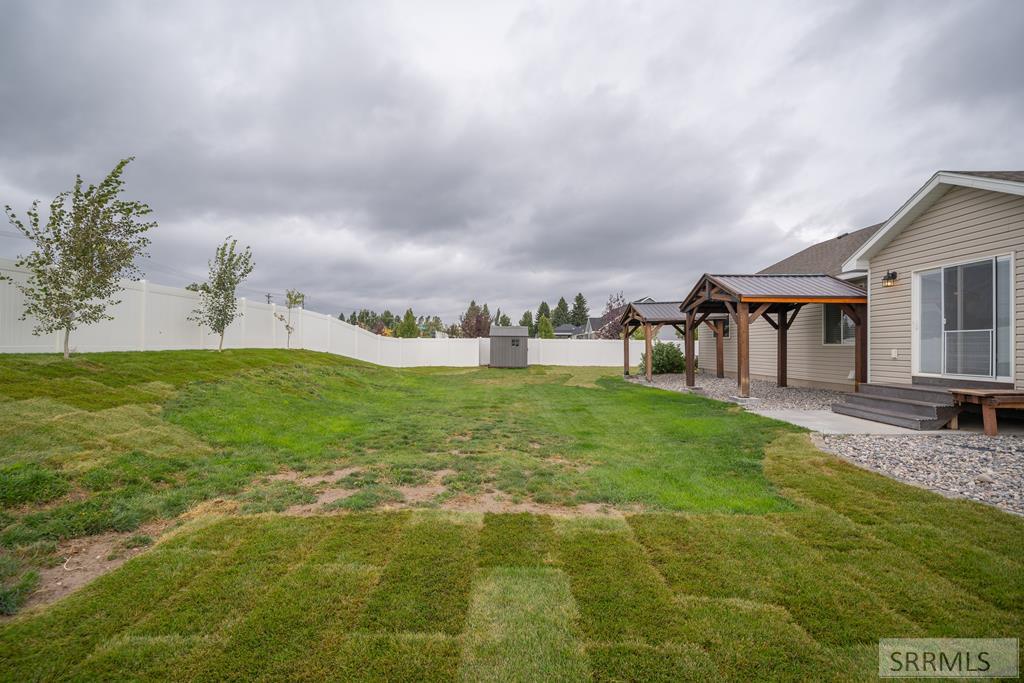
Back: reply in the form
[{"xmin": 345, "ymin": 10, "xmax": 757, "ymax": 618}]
[{"xmin": 1, "ymin": 258, "xmax": 649, "ymax": 367}]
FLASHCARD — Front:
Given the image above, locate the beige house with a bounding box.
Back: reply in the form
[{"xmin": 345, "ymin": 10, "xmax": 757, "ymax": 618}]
[{"xmin": 688, "ymin": 170, "xmax": 1023, "ymax": 428}]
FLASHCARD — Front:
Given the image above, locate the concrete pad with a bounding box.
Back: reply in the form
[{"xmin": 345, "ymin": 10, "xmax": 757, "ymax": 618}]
[{"xmin": 750, "ymin": 409, "xmax": 921, "ymax": 434}]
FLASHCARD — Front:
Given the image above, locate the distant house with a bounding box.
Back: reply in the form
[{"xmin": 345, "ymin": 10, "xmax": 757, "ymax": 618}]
[{"xmin": 553, "ymin": 324, "xmax": 577, "ymax": 338}]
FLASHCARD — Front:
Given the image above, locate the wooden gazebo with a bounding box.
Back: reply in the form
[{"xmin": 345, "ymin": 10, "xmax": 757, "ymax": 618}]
[
  {"xmin": 619, "ymin": 302, "xmax": 687, "ymax": 382},
  {"xmin": 678, "ymin": 274, "xmax": 868, "ymax": 397}
]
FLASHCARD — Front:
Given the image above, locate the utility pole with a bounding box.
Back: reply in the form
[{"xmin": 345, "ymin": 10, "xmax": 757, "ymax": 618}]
[{"xmin": 265, "ymin": 293, "xmax": 273, "ymax": 304}]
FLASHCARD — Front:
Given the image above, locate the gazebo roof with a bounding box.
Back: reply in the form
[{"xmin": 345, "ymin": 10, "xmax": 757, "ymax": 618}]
[
  {"xmin": 619, "ymin": 301, "xmax": 687, "ymax": 325},
  {"xmin": 681, "ymin": 273, "xmax": 866, "ymax": 314}
]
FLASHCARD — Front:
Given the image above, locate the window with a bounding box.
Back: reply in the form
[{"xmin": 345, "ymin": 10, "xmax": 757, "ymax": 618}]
[
  {"xmin": 720, "ymin": 318, "xmax": 730, "ymax": 339},
  {"xmin": 916, "ymin": 255, "xmax": 1012, "ymax": 378},
  {"xmin": 823, "ymin": 304, "xmax": 855, "ymax": 345},
  {"xmin": 511, "ymin": 338, "xmax": 520, "ymax": 347}
]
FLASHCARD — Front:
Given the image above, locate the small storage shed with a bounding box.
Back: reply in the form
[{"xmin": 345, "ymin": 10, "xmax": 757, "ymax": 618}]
[{"xmin": 489, "ymin": 325, "xmax": 528, "ymax": 368}]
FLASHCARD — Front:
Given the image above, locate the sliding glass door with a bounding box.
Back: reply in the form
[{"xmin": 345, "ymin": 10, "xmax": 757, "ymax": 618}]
[{"xmin": 916, "ymin": 256, "xmax": 1012, "ymax": 380}]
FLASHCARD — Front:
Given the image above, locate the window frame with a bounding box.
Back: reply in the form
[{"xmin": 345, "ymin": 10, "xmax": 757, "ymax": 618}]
[
  {"xmin": 910, "ymin": 252, "xmax": 1015, "ymax": 381},
  {"xmin": 822, "ymin": 303, "xmax": 856, "ymax": 346}
]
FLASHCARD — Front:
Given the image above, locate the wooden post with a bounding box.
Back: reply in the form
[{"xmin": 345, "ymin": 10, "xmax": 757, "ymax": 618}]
[
  {"xmin": 854, "ymin": 303, "xmax": 867, "ymax": 391},
  {"xmin": 623, "ymin": 323, "xmax": 631, "ymax": 376},
  {"xmin": 684, "ymin": 312, "xmax": 695, "ymax": 387},
  {"xmin": 644, "ymin": 322, "xmax": 653, "ymax": 382},
  {"xmin": 777, "ymin": 309, "xmax": 788, "ymax": 388},
  {"xmin": 714, "ymin": 320, "xmax": 724, "ymax": 378},
  {"xmin": 736, "ymin": 302, "xmax": 750, "ymax": 397}
]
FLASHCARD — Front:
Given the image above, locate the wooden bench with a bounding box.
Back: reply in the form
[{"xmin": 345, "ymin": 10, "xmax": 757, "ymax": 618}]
[{"xmin": 948, "ymin": 389, "xmax": 1024, "ymax": 436}]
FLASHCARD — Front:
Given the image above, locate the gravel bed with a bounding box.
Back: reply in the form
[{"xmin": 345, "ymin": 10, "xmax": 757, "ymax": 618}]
[
  {"xmin": 816, "ymin": 433, "xmax": 1024, "ymax": 515},
  {"xmin": 629, "ymin": 373, "xmax": 844, "ymax": 410}
]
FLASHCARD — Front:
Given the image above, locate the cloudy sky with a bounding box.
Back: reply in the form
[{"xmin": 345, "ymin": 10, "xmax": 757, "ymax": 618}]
[{"xmin": 1, "ymin": 0, "xmax": 1022, "ymax": 322}]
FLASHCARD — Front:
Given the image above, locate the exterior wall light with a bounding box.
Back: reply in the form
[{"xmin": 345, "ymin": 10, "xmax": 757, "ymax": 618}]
[{"xmin": 882, "ymin": 271, "xmax": 898, "ymax": 287}]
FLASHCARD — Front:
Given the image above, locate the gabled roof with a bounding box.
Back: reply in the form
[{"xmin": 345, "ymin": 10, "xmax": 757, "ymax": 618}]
[
  {"xmin": 619, "ymin": 301, "xmax": 687, "ymax": 325},
  {"xmin": 844, "ymin": 170, "xmax": 1024, "ymax": 271},
  {"xmin": 587, "ymin": 317, "xmax": 603, "ymax": 329},
  {"xmin": 679, "ymin": 273, "xmax": 866, "ymax": 315},
  {"xmin": 490, "ymin": 325, "xmax": 528, "ymax": 337},
  {"xmin": 708, "ymin": 274, "xmax": 866, "ymax": 299},
  {"xmin": 759, "ymin": 223, "xmax": 881, "ymax": 277}
]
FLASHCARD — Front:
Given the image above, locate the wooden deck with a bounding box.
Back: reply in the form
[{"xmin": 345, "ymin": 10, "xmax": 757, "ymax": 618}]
[{"xmin": 949, "ymin": 389, "xmax": 1024, "ymax": 436}]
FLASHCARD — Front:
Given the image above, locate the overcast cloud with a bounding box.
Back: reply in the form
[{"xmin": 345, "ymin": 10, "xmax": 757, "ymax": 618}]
[{"xmin": 1, "ymin": 0, "xmax": 1022, "ymax": 320}]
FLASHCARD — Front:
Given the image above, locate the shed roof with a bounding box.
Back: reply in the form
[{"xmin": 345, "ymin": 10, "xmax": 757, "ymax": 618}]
[{"xmin": 490, "ymin": 325, "xmax": 528, "ymax": 337}]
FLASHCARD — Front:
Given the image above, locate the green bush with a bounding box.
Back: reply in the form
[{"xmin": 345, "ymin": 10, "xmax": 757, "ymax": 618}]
[{"xmin": 638, "ymin": 341, "xmax": 686, "ymax": 375}]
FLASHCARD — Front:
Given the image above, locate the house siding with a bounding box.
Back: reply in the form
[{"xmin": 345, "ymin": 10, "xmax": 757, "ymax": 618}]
[
  {"xmin": 700, "ymin": 303, "xmax": 856, "ymax": 391},
  {"xmin": 867, "ymin": 186, "xmax": 1024, "ymax": 389}
]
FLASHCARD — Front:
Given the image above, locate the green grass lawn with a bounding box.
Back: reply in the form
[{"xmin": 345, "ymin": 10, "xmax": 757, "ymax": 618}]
[{"xmin": 0, "ymin": 350, "xmax": 1021, "ymax": 681}]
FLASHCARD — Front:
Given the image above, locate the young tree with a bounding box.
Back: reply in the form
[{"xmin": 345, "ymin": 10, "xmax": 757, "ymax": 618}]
[
  {"xmin": 570, "ymin": 292, "xmax": 589, "ymax": 327},
  {"xmin": 537, "ymin": 315, "xmax": 555, "ymax": 338},
  {"xmin": 2, "ymin": 158, "xmax": 156, "ymax": 358},
  {"xmin": 274, "ymin": 288, "xmax": 304, "ymax": 348},
  {"xmin": 188, "ymin": 237, "xmax": 254, "ymax": 351},
  {"xmin": 497, "ymin": 311, "xmax": 511, "ymax": 326},
  {"xmin": 395, "ymin": 308, "xmax": 420, "ymax": 338},
  {"xmin": 519, "ymin": 310, "xmax": 535, "ymax": 336},
  {"xmin": 535, "ymin": 301, "xmax": 550, "ymax": 328},
  {"xmin": 551, "ymin": 297, "xmax": 570, "ymax": 327},
  {"xmin": 445, "ymin": 323, "xmax": 463, "ymax": 338}
]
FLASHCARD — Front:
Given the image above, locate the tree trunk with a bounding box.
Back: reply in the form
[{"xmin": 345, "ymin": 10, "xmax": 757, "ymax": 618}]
[
  {"xmin": 63, "ymin": 327, "xmax": 71, "ymax": 359},
  {"xmin": 218, "ymin": 332, "xmax": 224, "ymax": 352}
]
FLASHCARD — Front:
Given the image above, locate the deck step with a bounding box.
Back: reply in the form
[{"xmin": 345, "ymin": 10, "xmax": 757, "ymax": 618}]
[
  {"xmin": 842, "ymin": 393, "xmax": 958, "ymax": 420},
  {"xmin": 831, "ymin": 402, "xmax": 952, "ymax": 430},
  {"xmin": 857, "ymin": 383, "xmax": 954, "ymax": 406}
]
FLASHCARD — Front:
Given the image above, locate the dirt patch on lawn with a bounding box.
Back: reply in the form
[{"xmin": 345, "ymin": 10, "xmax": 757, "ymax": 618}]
[
  {"xmin": 284, "ymin": 487, "xmax": 358, "ymax": 516},
  {"xmin": 268, "ymin": 467, "xmax": 361, "ymax": 486},
  {"xmin": 15, "ymin": 519, "xmax": 172, "ymax": 616}
]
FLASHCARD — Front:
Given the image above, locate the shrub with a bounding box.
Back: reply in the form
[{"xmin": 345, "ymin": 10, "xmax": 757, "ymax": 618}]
[{"xmin": 638, "ymin": 341, "xmax": 686, "ymax": 375}]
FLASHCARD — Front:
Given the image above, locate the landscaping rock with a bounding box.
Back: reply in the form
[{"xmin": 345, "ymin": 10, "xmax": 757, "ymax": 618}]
[
  {"xmin": 817, "ymin": 433, "xmax": 1024, "ymax": 516},
  {"xmin": 630, "ymin": 374, "xmax": 843, "ymax": 411}
]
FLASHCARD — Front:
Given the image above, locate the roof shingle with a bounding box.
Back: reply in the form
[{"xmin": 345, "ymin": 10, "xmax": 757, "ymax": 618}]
[{"xmin": 758, "ymin": 223, "xmax": 881, "ymax": 276}]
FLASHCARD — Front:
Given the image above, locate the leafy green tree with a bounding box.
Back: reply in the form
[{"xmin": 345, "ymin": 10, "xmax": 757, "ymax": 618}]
[
  {"xmin": 497, "ymin": 312, "xmax": 511, "ymax": 326},
  {"xmin": 395, "ymin": 308, "xmax": 420, "ymax": 338},
  {"xmin": 274, "ymin": 288, "xmax": 304, "ymax": 348},
  {"xmin": 188, "ymin": 237, "xmax": 254, "ymax": 351},
  {"xmin": 537, "ymin": 315, "xmax": 555, "ymax": 339},
  {"xmin": 445, "ymin": 323, "xmax": 463, "ymax": 338},
  {"xmin": 519, "ymin": 310, "xmax": 535, "ymax": 336},
  {"xmin": 422, "ymin": 315, "xmax": 445, "ymax": 337},
  {"xmin": 2, "ymin": 158, "xmax": 156, "ymax": 358},
  {"xmin": 552, "ymin": 297, "xmax": 570, "ymax": 327},
  {"xmin": 570, "ymin": 292, "xmax": 589, "ymax": 327},
  {"xmin": 480, "ymin": 304, "xmax": 492, "ymax": 336},
  {"xmin": 536, "ymin": 301, "xmax": 550, "ymax": 328}
]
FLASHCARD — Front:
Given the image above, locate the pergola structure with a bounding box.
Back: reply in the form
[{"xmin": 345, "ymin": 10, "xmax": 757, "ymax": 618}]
[
  {"xmin": 619, "ymin": 302, "xmax": 687, "ymax": 382},
  {"xmin": 678, "ymin": 274, "xmax": 868, "ymax": 397}
]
